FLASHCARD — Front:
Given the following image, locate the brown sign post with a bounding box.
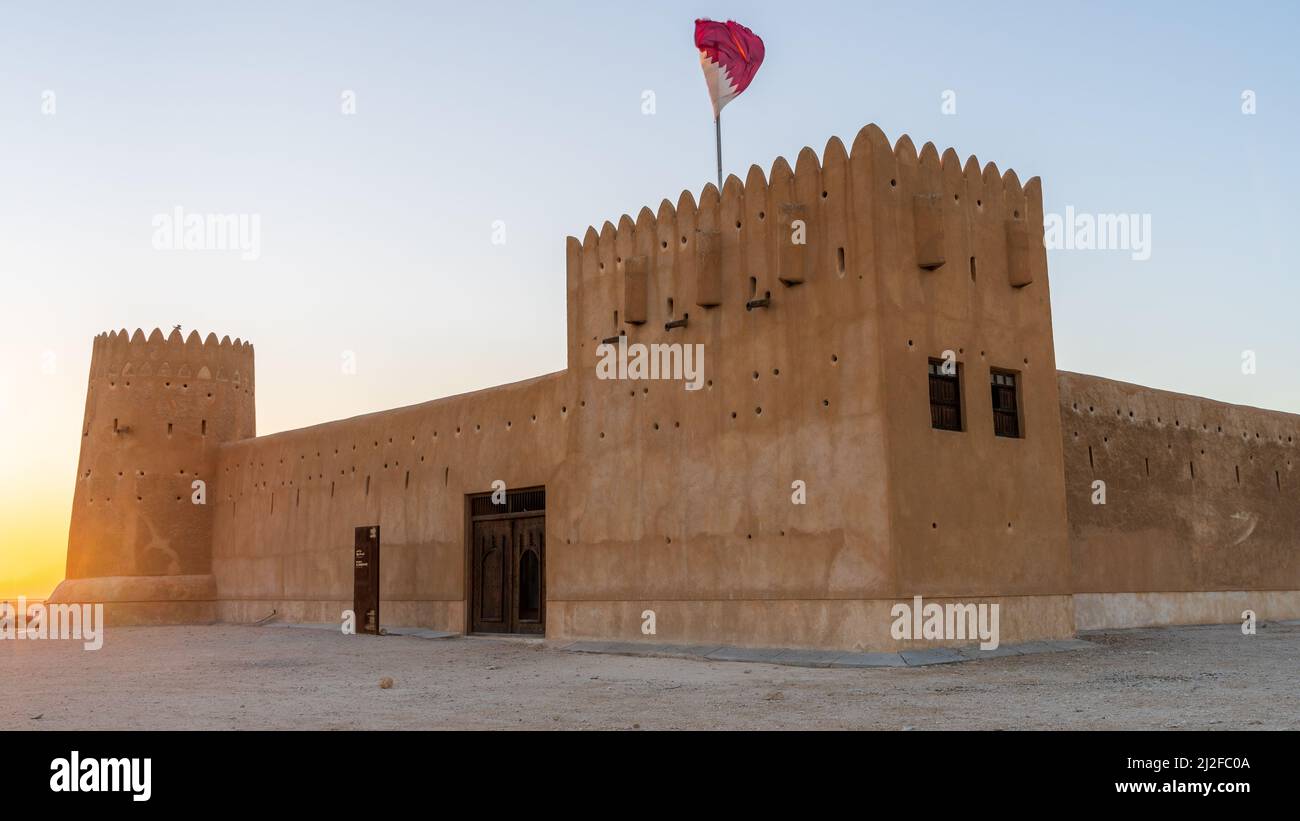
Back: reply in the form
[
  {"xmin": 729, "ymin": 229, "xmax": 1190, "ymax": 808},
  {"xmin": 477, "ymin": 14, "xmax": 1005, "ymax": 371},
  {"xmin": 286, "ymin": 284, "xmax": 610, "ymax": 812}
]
[{"xmin": 353, "ymin": 525, "xmax": 380, "ymax": 634}]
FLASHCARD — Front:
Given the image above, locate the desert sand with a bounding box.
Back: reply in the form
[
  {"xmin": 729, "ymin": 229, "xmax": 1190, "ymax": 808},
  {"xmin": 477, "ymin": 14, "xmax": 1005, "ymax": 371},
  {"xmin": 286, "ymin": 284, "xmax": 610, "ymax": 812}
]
[{"xmin": 3, "ymin": 621, "xmax": 1296, "ymax": 730}]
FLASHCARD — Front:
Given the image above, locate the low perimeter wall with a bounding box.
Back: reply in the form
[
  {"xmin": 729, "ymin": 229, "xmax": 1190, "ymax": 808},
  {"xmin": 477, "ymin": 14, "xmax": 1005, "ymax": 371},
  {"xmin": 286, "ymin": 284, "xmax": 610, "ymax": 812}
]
[{"xmin": 1059, "ymin": 372, "xmax": 1300, "ymax": 629}]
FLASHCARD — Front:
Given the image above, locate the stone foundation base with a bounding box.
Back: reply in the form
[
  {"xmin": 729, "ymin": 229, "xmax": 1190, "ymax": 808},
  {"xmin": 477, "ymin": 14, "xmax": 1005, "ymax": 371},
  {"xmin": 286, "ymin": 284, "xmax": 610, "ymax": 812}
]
[
  {"xmin": 214, "ymin": 598, "xmax": 464, "ymax": 633},
  {"xmin": 218, "ymin": 595, "xmax": 1075, "ymax": 651},
  {"xmin": 1074, "ymin": 590, "xmax": 1300, "ymax": 630},
  {"xmin": 47, "ymin": 575, "xmax": 217, "ymax": 625},
  {"xmin": 548, "ymin": 595, "xmax": 1077, "ymax": 653}
]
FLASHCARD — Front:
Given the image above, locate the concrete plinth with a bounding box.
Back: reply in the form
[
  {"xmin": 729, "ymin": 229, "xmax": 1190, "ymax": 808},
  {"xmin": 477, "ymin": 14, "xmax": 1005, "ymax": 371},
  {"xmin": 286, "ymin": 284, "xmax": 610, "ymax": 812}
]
[{"xmin": 47, "ymin": 574, "xmax": 217, "ymax": 625}]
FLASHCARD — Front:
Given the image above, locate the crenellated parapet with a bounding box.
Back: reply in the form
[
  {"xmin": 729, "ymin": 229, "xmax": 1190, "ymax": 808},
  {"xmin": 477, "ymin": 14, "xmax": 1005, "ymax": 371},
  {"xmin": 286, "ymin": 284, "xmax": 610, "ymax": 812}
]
[
  {"xmin": 82, "ymin": 327, "xmax": 255, "ymax": 443},
  {"xmin": 90, "ymin": 327, "xmax": 254, "ymax": 391},
  {"xmin": 565, "ymin": 123, "xmax": 1050, "ymax": 368}
]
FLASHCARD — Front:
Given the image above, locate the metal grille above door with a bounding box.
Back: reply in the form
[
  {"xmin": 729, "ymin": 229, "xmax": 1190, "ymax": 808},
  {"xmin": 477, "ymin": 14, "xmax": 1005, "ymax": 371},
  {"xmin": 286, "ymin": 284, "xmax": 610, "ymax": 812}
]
[{"xmin": 470, "ymin": 487, "xmax": 546, "ymax": 517}]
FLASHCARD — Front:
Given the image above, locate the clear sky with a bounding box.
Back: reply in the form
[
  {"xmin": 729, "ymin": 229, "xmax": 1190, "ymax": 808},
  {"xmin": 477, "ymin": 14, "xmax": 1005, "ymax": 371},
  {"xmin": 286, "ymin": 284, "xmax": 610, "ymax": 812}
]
[{"xmin": 2, "ymin": 1, "xmax": 1297, "ymax": 598}]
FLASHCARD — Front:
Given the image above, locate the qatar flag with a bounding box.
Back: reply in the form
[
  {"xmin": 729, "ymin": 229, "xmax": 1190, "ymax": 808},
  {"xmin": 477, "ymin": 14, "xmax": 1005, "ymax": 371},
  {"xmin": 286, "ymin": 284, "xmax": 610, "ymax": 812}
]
[{"xmin": 694, "ymin": 19, "xmax": 765, "ymax": 118}]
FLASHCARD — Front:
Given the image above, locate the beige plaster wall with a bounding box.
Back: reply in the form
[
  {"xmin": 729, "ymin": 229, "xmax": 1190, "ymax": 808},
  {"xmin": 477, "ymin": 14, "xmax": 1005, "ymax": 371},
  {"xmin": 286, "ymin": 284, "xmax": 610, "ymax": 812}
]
[
  {"xmin": 1059, "ymin": 372, "xmax": 1300, "ymax": 627},
  {"xmin": 210, "ymin": 372, "xmax": 567, "ymax": 630},
  {"xmin": 206, "ymin": 124, "xmax": 1074, "ymax": 650},
  {"xmin": 68, "ymin": 125, "xmax": 1293, "ymax": 648}
]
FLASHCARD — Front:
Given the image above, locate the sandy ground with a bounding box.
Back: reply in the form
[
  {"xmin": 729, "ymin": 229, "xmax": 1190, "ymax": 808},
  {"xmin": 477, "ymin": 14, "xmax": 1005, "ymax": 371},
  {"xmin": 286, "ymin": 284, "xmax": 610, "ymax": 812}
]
[{"xmin": 3, "ymin": 621, "xmax": 1297, "ymax": 730}]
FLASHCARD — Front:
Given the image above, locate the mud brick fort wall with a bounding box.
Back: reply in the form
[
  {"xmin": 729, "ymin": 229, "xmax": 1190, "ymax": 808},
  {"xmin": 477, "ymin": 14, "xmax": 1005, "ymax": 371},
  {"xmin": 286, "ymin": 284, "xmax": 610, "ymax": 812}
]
[{"xmin": 53, "ymin": 124, "xmax": 1300, "ymax": 651}]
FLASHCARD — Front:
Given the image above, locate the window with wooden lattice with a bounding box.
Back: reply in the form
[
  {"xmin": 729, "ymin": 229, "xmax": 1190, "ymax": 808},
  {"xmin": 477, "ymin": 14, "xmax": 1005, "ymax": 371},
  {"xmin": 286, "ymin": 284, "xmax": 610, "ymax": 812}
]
[
  {"xmin": 991, "ymin": 370, "xmax": 1022, "ymax": 438},
  {"xmin": 928, "ymin": 359, "xmax": 962, "ymax": 431}
]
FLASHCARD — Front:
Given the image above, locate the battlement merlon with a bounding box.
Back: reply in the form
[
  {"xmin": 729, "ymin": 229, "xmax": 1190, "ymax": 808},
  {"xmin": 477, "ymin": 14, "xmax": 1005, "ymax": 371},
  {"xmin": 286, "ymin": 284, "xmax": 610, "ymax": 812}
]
[
  {"xmin": 89, "ymin": 327, "xmax": 254, "ymax": 389},
  {"xmin": 564, "ymin": 123, "xmax": 1048, "ymax": 369}
]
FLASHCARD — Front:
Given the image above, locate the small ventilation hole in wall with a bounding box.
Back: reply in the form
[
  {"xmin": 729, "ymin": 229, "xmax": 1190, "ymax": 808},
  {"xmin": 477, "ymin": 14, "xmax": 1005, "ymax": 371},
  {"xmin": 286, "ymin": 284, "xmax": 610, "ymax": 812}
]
[
  {"xmin": 1088, "ymin": 446, "xmax": 1093, "ymax": 470},
  {"xmin": 365, "ymin": 476, "xmax": 370, "ymax": 496},
  {"xmin": 969, "ymin": 257, "xmax": 977, "ymax": 281},
  {"xmin": 167, "ymin": 422, "xmax": 172, "ymax": 435},
  {"xmin": 748, "ymin": 277, "xmax": 757, "ymax": 300},
  {"xmin": 444, "ymin": 467, "xmax": 449, "ymax": 486},
  {"xmin": 201, "ymin": 419, "xmax": 207, "ymax": 435},
  {"xmin": 1145, "ymin": 457, "xmax": 1150, "ymax": 477},
  {"xmin": 1189, "ymin": 461, "xmax": 1195, "ymax": 479},
  {"xmin": 1236, "ymin": 465, "xmax": 1241, "ymax": 484},
  {"xmin": 405, "ymin": 470, "xmax": 410, "ymax": 489},
  {"xmin": 837, "ymin": 247, "xmax": 845, "ymax": 275},
  {"xmin": 296, "ymin": 488, "xmax": 300, "ymax": 507},
  {"xmin": 1277, "ymin": 470, "xmax": 1282, "ymax": 491}
]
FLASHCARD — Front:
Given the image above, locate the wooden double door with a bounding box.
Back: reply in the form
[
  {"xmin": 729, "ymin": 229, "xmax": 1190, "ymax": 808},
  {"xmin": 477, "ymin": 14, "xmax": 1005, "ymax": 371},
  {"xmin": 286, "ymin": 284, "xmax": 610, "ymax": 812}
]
[{"xmin": 470, "ymin": 514, "xmax": 544, "ymax": 635}]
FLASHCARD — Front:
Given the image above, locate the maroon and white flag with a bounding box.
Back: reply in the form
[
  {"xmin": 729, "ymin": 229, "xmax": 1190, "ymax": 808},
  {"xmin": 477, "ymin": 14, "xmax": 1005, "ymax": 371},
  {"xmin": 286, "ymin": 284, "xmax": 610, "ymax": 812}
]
[{"xmin": 694, "ymin": 18, "xmax": 765, "ymax": 118}]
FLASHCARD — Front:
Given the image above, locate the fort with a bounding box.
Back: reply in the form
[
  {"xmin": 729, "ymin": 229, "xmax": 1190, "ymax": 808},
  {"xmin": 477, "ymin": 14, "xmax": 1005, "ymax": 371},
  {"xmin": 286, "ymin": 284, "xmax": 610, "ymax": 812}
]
[{"xmin": 50, "ymin": 122, "xmax": 1300, "ymax": 652}]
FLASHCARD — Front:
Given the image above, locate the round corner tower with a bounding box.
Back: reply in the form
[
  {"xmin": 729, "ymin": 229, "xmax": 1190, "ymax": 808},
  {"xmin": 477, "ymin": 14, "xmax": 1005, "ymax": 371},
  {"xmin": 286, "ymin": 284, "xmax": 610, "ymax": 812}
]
[{"xmin": 49, "ymin": 327, "xmax": 255, "ymax": 624}]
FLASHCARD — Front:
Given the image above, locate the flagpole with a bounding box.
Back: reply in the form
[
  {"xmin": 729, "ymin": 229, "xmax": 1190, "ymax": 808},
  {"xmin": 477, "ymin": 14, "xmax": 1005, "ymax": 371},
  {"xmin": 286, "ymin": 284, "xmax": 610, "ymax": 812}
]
[{"xmin": 714, "ymin": 113, "xmax": 723, "ymax": 189}]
